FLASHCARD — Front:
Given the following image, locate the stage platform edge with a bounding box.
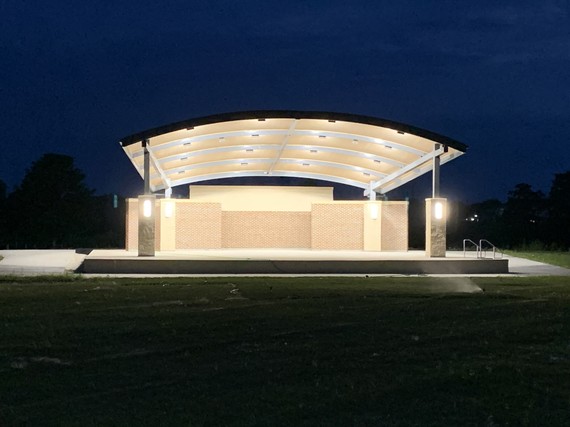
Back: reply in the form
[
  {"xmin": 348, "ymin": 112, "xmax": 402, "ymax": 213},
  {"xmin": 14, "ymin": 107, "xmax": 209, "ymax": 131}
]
[{"xmin": 81, "ymin": 250, "xmax": 509, "ymax": 275}]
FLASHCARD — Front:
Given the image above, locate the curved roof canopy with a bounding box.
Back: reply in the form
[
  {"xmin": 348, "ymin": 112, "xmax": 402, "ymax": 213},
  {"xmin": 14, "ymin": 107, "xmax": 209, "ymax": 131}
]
[{"xmin": 120, "ymin": 110, "xmax": 467, "ymax": 196}]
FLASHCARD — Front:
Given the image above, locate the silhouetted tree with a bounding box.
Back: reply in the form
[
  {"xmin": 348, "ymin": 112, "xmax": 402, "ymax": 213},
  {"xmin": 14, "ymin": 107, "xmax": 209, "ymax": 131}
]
[
  {"xmin": 502, "ymin": 183, "xmax": 545, "ymax": 248},
  {"xmin": 0, "ymin": 179, "xmax": 6, "ymax": 247},
  {"xmin": 5, "ymin": 154, "xmax": 99, "ymax": 248},
  {"xmin": 546, "ymin": 171, "xmax": 570, "ymax": 249}
]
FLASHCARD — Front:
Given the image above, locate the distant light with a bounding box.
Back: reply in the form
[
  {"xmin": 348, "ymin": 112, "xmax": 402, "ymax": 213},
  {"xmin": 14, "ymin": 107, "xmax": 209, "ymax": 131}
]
[
  {"xmin": 143, "ymin": 200, "xmax": 152, "ymax": 218},
  {"xmin": 434, "ymin": 202, "xmax": 443, "ymax": 220}
]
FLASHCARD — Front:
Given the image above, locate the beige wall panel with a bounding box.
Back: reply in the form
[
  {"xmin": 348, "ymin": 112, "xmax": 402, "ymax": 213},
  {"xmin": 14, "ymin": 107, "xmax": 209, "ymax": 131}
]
[
  {"xmin": 189, "ymin": 186, "xmax": 333, "ymax": 212},
  {"xmin": 159, "ymin": 200, "xmax": 177, "ymax": 251},
  {"xmin": 222, "ymin": 211, "xmax": 311, "ymax": 248},
  {"xmin": 363, "ymin": 202, "xmax": 382, "ymax": 251},
  {"xmin": 175, "ymin": 202, "xmax": 222, "ymax": 249},
  {"xmin": 381, "ymin": 202, "xmax": 408, "ymax": 251},
  {"xmin": 311, "ymin": 203, "xmax": 364, "ymax": 250}
]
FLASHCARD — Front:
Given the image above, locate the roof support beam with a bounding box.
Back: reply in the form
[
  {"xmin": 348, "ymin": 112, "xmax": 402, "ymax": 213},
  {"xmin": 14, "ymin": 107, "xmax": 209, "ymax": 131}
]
[
  {"xmin": 268, "ymin": 119, "xmax": 297, "ymax": 174},
  {"xmin": 146, "ymin": 143, "xmax": 172, "ymax": 194},
  {"xmin": 365, "ymin": 146, "xmax": 445, "ymax": 196}
]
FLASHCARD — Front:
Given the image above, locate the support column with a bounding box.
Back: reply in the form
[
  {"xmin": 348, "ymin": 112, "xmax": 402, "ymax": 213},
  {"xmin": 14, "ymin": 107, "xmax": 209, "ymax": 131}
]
[
  {"xmin": 425, "ymin": 198, "xmax": 446, "ymax": 257},
  {"xmin": 432, "ymin": 143, "xmax": 440, "ymax": 198},
  {"xmin": 138, "ymin": 194, "xmax": 156, "ymax": 257},
  {"xmin": 143, "ymin": 138, "xmax": 150, "ymax": 195}
]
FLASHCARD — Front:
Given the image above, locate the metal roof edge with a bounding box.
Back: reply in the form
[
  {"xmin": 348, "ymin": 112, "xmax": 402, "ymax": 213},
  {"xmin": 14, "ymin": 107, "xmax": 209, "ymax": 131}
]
[{"xmin": 119, "ymin": 110, "xmax": 468, "ymax": 152}]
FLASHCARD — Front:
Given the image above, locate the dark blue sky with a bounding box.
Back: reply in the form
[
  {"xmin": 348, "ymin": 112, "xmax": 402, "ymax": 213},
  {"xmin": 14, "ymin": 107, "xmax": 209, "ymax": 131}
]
[{"xmin": 1, "ymin": 0, "xmax": 569, "ymax": 202}]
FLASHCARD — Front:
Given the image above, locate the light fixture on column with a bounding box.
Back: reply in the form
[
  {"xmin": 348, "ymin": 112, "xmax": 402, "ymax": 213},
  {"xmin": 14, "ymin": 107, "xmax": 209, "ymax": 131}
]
[
  {"xmin": 143, "ymin": 200, "xmax": 153, "ymax": 218},
  {"xmin": 369, "ymin": 203, "xmax": 378, "ymax": 220},
  {"xmin": 164, "ymin": 201, "xmax": 174, "ymax": 218},
  {"xmin": 434, "ymin": 201, "xmax": 443, "ymax": 220}
]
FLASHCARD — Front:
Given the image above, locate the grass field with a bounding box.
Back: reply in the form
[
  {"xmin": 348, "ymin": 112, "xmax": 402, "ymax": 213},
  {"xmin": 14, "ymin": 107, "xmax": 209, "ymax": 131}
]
[
  {"xmin": 507, "ymin": 250, "xmax": 570, "ymax": 269},
  {"xmin": 2, "ymin": 275, "xmax": 570, "ymax": 426}
]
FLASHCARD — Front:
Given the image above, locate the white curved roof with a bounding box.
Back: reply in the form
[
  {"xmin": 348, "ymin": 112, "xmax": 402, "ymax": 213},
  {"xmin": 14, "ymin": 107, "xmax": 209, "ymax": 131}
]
[{"xmin": 120, "ymin": 111, "xmax": 467, "ymax": 196}]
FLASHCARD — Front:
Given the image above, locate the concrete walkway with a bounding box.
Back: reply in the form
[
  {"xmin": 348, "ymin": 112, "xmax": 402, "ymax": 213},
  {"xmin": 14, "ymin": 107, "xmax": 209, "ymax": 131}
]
[
  {"xmin": 0, "ymin": 250, "xmax": 86, "ymax": 275},
  {"xmin": 1, "ymin": 249, "xmax": 569, "ymax": 276}
]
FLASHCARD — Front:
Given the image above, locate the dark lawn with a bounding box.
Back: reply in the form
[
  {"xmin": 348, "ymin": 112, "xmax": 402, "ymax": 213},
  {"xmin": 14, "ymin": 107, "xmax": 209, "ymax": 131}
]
[{"xmin": 1, "ymin": 276, "xmax": 570, "ymax": 426}]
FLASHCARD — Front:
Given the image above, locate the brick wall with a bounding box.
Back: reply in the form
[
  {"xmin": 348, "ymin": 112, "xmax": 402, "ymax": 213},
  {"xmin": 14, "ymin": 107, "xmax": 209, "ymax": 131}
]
[
  {"xmin": 311, "ymin": 203, "xmax": 363, "ymax": 250},
  {"xmin": 381, "ymin": 203, "xmax": 408, "ymax": 250},
  {"xmin": 222, "ymin": 211, "xmax": 311, "ymax": 248},
  {"xmin": 175, "ymin": 202, "xmax": 222, "ymax": 249},
  {"xmin": 125, "ymin": 199, "xmax": 138, "ymax": 251}
]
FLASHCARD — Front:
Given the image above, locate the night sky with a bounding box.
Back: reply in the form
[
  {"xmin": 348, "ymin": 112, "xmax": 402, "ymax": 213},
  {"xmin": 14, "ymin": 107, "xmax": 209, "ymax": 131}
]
[{"xmin": 1, "ymin": 1, "xmax": 569, "ymax": 202}]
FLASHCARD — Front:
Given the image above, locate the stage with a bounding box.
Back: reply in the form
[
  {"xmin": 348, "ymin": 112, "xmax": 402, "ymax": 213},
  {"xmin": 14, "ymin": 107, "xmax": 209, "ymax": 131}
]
[{"xmin": 81, "ymin": 249, "xmax": 509, "ymax": 275}]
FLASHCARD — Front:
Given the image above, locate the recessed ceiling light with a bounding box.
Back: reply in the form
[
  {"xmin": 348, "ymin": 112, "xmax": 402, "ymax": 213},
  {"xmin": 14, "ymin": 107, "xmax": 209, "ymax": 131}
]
[
  {"xmin": 397, "ymin": 131, "xmax": 405, "ymax": 135},
  {"xmin": 310, "ymin": 149, "xmax": 318, "ymax": 153}
]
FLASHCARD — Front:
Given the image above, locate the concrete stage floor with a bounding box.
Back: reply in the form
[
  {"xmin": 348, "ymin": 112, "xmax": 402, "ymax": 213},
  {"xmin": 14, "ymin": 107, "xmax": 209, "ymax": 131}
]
[{"xmin": 81, "ymin": 249, "xmax": 510, "ymax": 275}]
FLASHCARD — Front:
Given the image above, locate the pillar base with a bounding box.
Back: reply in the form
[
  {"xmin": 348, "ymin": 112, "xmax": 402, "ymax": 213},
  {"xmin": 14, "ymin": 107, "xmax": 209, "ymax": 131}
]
[
  {"xmin": 138, "ymin": 195, "xmax": 156, "ymax": 257},
  {"xmin": 425, "ymin": 198, "xmax": 446, "ymax": 258}
]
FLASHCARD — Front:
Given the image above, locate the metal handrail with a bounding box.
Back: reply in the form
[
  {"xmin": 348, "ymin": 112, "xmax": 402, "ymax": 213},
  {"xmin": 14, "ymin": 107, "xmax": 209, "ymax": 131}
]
[
  {"xmin": 463, "ymin": 239, "xmax": 480, "ymax": 258},
  {"xmin": 479, "ymin": 239, "xmax": 503, "ymax": 259}
]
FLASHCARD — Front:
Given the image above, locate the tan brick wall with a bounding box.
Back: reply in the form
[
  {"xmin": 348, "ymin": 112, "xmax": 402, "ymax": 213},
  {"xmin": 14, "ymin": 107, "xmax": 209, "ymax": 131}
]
[
  {"xmin": 126, "ymin": 199, "xmax": 138, "ymax": 251},
  {"xmin": 381, "ymin": 203, "xmax": 408, "ymax": 250},
  {"xmin": 125, "ymin": 199, "xmax": 161, "ymax": 251},
  {"xmin": 222, "ymin": 211, "xmax": 311, "ymax": 248},
  {"xmin": 175, "ymin": 202, "xmax": 222, "ymax": 249},
  {"xmin": 311, "ymin": 203, "xmax": 363, "ymax": 250}
]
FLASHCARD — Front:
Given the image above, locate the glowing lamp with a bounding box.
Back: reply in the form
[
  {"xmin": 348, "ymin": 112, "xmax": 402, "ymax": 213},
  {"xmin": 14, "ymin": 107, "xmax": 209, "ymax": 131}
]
[
  {"xmin": 143, "ymin": 200, "xmax": 153, "ymax": 218},
  {"xmin": 369, "ymin": 203, "xmax": 379, "ymax": 220},
  {"xmin": 164, "ymin": 201, "xmax": 174, "ymax": 218},
  {"xmin": 434, "ymin": 201, "xmax": 443, "ymax": 220}
]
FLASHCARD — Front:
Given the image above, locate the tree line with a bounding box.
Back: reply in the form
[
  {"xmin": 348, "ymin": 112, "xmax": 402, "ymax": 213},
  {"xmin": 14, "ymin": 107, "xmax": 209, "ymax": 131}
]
[
  {"xmin": 409, "ymin": 171, "xmax": 570, "ymax": 250},
  {"xmin": 0, "ymin": 153, "xmax": 568, "ymax": 250},
  {"xmin": 0, "ymin": 154, "xmax": 124, "ymax": 249}
]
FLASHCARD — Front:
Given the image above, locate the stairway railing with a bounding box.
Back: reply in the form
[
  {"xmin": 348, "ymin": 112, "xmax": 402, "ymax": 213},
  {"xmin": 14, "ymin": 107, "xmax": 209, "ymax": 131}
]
[
  {"xmin": 463, "ymin": 239, "xmax": 480, "ymax": 258},
  {"xmin": 479, "ymin": 239, "xmax": 504, "ymax": 259}
]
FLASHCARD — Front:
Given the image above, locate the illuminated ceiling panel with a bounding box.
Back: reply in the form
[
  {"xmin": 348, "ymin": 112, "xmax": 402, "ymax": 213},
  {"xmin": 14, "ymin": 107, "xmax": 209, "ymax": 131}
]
[{"xmin": 120, "ymin": 110, "xmax": 467, "ymax": 195}]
